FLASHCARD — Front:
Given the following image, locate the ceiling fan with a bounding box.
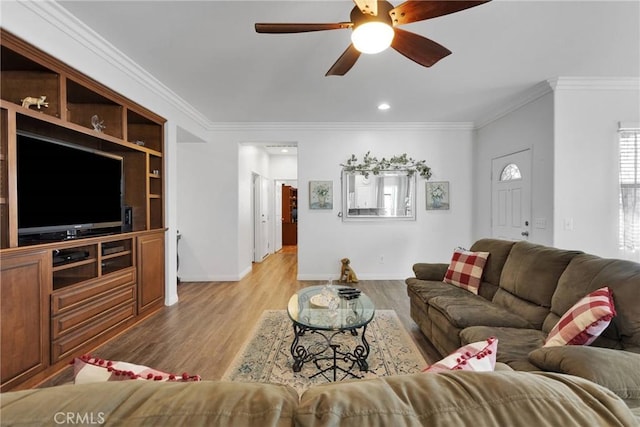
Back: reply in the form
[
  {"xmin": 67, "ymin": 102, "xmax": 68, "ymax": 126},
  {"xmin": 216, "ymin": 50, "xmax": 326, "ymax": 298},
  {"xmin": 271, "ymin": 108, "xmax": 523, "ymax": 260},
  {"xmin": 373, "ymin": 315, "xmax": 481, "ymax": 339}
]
[{"xmin": 255, "ymin": 0, "xmax": 490, "ymax": 76}]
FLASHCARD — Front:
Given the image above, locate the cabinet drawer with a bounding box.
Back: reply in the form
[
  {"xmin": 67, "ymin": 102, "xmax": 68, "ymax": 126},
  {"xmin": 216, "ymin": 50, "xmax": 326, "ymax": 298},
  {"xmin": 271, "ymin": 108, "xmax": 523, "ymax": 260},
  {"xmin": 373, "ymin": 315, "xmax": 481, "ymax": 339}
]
[
  {"xmin": 51, "ymin": 302, "xmax": 135, "ymax": 362},
  {"xmin": 52, "ymin": 268, "xmax": 135, "ymax": 314},
  {"xmin": 52, "ymin": 284, "xmax": 135, "ymax": 339}
]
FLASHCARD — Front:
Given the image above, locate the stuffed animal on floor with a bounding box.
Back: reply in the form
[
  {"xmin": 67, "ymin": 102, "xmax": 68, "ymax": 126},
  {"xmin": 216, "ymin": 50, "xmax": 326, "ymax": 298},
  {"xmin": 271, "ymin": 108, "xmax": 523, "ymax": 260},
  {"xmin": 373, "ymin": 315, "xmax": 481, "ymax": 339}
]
[{"xmin": 339, "ymin": 258, "xmax": 359, "ymax": 283}]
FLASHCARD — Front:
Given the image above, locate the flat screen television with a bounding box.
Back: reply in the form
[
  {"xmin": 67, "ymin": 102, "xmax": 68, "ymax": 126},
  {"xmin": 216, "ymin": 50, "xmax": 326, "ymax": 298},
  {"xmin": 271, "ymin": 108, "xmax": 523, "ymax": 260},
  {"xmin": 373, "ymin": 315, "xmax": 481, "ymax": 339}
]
[{"xmin": 17, "ymin": 131, "xmax": 124, "ymax": 240}]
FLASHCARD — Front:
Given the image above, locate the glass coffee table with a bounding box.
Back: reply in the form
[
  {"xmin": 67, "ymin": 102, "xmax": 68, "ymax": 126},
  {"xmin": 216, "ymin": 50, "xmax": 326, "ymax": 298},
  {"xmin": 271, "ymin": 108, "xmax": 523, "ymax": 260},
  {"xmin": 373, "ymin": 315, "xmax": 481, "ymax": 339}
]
[{"xmin": 287, "ymin": 285, "xmax": 375, "ymax": 382}]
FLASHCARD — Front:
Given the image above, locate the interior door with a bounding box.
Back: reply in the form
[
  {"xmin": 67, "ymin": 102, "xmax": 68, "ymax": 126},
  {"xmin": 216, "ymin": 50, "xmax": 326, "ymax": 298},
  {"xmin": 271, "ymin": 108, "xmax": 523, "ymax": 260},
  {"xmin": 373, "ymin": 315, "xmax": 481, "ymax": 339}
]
[
  {"xmin": 253, "ymin": 174, "xmax": 270, "ymax": 262},
  {"xmin": 274, "ymin": 181, "xmax": 283, "ymax": 252},
  {"xmin": 491, "ymin": 149, "xmax": 532, "ymax": 240},
  {"xmin": 260, "ymin": 176, "xmax": 270, "ymax": 258}
]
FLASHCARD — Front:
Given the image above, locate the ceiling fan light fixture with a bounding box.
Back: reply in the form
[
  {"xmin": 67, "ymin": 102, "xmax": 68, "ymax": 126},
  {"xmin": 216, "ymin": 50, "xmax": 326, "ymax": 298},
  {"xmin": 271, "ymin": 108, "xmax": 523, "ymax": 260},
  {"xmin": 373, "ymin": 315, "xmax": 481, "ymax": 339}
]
[{"xmin": 351, "ymin": 22, "xmax": 394, "ymax": 54}]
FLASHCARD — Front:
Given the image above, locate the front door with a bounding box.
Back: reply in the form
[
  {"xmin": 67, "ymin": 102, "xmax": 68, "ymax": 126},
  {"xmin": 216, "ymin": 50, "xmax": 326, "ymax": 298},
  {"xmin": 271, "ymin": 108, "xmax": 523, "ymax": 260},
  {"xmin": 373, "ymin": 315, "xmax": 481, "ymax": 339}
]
[{"xmin": 491, "ymin": 149, "xmax": 532, "ymax": 241}]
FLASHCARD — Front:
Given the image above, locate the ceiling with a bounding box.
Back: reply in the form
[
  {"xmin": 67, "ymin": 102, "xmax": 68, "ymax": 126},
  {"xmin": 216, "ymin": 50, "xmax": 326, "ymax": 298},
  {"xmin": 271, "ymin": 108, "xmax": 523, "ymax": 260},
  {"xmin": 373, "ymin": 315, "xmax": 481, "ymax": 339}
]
[{"xmin": 57, "ymin": 1, "xmax": 639, "ymax": 125}]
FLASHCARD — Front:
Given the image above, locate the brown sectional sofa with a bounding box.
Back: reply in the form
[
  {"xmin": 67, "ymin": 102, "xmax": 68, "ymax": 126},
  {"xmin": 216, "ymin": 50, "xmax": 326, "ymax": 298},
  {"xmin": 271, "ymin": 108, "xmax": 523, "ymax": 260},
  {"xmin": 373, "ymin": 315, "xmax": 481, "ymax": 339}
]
[
  {"xmin": 1, "ymin": 370, "xmax": 638, "ymax": 426},
  {"xmin": 406, "ymin": 238, "xmax": 640, "ymax": 408},
  {"xmin": 2, "ymin": 238, "xmax": 639, "ymax": 426}
]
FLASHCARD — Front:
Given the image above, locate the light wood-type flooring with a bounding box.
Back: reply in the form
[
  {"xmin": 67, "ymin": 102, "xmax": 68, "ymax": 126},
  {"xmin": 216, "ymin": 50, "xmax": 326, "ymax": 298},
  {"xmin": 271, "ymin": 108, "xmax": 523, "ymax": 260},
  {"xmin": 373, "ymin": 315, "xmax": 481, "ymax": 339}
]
[{"xmin": 41, "ymin": 246, "xmax": 440, "ymax": 387}]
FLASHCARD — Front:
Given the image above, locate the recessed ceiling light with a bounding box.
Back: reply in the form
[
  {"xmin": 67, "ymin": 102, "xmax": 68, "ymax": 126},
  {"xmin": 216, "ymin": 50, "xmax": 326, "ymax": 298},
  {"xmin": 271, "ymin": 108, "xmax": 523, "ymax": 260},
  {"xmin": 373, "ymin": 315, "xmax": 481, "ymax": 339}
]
[
  {"xmin": 281, "ymin": 148, "xmax": 289, "ymax": 153},
  {"xmin": 378, "ymin": 103, "xmax": 390, "ymax": 111}
]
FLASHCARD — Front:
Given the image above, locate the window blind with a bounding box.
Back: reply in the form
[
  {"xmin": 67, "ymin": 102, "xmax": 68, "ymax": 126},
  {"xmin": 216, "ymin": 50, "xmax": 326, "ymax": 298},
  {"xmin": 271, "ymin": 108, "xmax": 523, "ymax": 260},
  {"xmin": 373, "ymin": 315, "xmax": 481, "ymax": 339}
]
[{"xmin": 619, "ymin": 128, "xmax": 640, "ymax": 259}]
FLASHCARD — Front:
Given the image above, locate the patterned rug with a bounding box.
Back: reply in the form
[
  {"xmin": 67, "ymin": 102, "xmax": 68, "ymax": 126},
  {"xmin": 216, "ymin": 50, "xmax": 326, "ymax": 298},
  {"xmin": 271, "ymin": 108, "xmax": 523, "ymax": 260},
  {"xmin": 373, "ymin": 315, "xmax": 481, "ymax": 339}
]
[{"xmin": 222, "ymin": 310, "xmax": 427, "ymax": 394}]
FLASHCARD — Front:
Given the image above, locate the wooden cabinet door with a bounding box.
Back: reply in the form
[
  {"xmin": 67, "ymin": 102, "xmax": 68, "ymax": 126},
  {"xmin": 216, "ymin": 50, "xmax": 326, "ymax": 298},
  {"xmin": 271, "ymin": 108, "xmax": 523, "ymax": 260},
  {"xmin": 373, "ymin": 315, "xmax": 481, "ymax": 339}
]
[
  {"xmin": 1, "ymin": 250, "xmax": 51, "ymax": 391},
  {"xmin": 137, "ymin": 232, "xmax": 165, "ymax": 314}
]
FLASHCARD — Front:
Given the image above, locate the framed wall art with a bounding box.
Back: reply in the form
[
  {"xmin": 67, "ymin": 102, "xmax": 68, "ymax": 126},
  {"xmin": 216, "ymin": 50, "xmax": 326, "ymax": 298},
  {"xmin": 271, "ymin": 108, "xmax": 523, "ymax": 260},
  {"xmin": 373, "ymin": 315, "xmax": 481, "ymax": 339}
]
[
  {"xmin": 426, "ymin": 181, "xmax": 450, "ymax": 210},
  {"xmin": 309, "ymin": 180, "xmax": 333, "ymax": 209}
]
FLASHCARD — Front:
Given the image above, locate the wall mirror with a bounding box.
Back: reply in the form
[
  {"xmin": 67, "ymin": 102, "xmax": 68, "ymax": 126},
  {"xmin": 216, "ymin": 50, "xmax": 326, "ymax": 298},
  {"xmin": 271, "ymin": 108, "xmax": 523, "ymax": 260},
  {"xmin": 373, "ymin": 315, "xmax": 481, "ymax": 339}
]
[{"xmin": 342, "ymin": 170, "xmax": 416, "ymax": 221}]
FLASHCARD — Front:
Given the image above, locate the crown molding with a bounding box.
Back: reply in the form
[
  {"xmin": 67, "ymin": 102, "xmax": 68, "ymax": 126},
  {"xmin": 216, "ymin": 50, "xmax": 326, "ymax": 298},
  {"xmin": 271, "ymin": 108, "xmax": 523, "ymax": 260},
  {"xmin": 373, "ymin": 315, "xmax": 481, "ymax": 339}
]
[
  {"xmin": 206, "ymin": 122, "xmax": 475, "ymax": 132},
  {"xmin": 21, "ymin": 1, "xmax": 211, "ymax": 129},
  {"xmin": 475, "ymin": 77, "xmax": 640, "ymax": 130},
  {"xmin": 548, "ymin": 77, "xmax": 640, "ymax": 91},
  {"xmin": 475, "ymin": 81, "xmax": 553, "ymax": 130}
]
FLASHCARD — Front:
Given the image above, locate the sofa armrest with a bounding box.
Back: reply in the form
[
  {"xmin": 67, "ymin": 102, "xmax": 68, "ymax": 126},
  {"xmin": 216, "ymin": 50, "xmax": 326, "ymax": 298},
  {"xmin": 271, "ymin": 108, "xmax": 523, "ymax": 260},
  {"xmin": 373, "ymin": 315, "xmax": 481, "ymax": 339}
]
[
  {"xmin": 529, "ymin": 346, "xmax": 640, "ymax": 404},
  {"xmin": 412, "ymin": 263, "xmax": 448, "ymax": 281}
]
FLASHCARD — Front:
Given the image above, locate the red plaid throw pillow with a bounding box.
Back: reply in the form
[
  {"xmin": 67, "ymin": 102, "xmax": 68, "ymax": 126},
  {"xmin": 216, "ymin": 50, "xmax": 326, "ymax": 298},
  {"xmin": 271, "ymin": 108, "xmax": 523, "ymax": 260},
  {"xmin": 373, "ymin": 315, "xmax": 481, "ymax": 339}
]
[
  {"xmin": 544, "ymin": 287, "xmax": 616, "ymax": 347},
  {"xmin": 443, "ymin": 248, "xmax": 490, "ymax": 295}
]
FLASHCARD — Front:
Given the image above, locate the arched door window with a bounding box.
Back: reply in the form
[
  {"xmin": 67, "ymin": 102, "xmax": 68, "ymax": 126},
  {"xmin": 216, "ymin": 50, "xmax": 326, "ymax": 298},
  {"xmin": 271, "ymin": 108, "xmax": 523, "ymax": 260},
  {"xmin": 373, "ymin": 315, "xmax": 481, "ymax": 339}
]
[{"xmin": 500, "ymin": 163, "xmax": 522, "ymax": 181}]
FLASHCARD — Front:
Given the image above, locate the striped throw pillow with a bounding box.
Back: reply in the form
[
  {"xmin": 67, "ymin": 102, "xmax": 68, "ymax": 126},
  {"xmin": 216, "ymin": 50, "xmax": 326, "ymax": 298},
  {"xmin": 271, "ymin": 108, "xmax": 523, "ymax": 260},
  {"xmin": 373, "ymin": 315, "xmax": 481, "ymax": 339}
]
[
  {"xmin": 443, "ymin": 248, "xmax": 490, "ymax": 295},
  {"xmin": 72, "ymin": 354, "xmax": 201, "ymax": 384},
  {"xmin": 544, "ymin": 287, "xmax": 616, "ymax": 347},
  {"xmin": 423, "ymin": 337, "xmax": 498, "ymax": 373}
]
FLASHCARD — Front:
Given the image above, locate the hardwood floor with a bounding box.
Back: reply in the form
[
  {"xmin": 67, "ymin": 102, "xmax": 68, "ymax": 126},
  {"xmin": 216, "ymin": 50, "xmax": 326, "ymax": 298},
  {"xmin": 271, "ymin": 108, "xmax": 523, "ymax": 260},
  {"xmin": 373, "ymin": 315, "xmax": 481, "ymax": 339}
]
[{"xmin": 41, "ymin": 246, "xmax": 439, "ymax": 386}]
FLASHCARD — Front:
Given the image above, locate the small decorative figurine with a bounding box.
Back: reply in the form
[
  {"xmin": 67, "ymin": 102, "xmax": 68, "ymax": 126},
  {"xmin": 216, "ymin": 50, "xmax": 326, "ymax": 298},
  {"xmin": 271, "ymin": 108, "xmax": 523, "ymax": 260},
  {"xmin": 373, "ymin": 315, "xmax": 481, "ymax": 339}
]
[
  {"xmin": 339, "ymin": 258, "xmax": 359, "ymax": 283},
  {"xmin": 20, "ymin": 95, "xmax": 49, "ymax": 109},
  {"xmin": 135, "ymin": 140, "xmax": 145, "ymax": 146},
  {"xmin": 91, "ymin": 115, "xmax": 106, "ymax": 132}
]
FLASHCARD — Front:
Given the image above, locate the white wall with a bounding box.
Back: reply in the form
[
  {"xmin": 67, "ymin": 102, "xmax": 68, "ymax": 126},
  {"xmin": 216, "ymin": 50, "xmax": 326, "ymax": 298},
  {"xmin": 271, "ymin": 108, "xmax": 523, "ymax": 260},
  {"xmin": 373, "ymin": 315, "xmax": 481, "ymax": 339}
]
[
  {"xmin": 297, "ymin": 127, "xmax": 475, "ymax": 279},
  {"xmin": 177, "ymin": 140, "xmax": 240, "ymax": 280},
  {"xmin": 474, "ymin": 90, "xmax": 555, "ymax": 245},
  {"xmin": 270, "ymin": 155, "xmax": 298, "ymax": 180},
  {"xmin": 553, "ymin": 80, "xmax": 640, "ymax": 257},
  {"xmin": 175, "ymin": 125, "xmax": 475, "ymax": 281}
]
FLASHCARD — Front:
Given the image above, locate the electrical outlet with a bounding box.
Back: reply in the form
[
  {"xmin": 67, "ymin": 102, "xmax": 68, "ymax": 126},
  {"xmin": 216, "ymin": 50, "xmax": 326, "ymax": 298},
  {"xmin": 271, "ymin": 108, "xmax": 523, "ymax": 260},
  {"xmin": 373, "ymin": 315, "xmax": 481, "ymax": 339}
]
[{"xmin": 564, "ymin": 217, "xmax": 574, "ymax": 231}]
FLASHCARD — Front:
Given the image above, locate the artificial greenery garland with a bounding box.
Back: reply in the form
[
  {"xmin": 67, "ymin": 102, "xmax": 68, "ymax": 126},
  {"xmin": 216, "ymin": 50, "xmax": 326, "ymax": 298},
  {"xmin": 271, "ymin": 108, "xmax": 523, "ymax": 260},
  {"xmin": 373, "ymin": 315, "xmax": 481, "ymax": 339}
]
[{"xmin": 341, "ymin": 152, "xmax": 432, "ymax": 179}]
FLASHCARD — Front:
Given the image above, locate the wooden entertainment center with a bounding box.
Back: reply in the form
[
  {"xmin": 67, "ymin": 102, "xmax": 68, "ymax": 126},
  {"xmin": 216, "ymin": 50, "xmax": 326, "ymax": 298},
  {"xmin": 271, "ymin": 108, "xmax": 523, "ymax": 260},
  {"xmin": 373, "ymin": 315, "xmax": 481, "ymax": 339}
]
[{"xmin": 0, "ymin": 30, "xmax": 166, "ymax": 391}]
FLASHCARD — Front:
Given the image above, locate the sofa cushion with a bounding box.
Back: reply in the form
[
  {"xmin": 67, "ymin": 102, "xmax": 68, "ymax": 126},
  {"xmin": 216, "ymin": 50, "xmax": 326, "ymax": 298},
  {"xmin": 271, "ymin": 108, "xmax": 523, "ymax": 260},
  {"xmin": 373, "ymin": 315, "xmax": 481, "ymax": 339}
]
[
  {"xmin": 544, "ymin": 287, "xmax": 616, "ymax": 347},
  {"xmin": 429, "ymin": 295, "xmax": 532, "ymax": 329},
  {"xmin": 495, "ymin": 241, "xmax": 582, "ymax": 327},
  {"xmin": 468, "ymin": 239, "xmax": 517, "ymax": 301},
  {"xmin": 443, "ymin": 249, "xmax": 490, "ymax": 295},
  {"xmin": 296, "ymin": 371, "xmax": 637, "ymax": 427},
  {"xmin": 460, "ymin": 326, "xmax": 546, "ymax": 371},
  {"xmin": 424, "ymin": 337, "xmax": 497, "ymax": 373},
  {"xmin": 412, "ymin": 263, "xmax": 449, "ymax": 281},
  {"xmin": 492, "ymin": 289, "xmax": 552, "ymax": 330},
  {"xmin": 469, "ymin": 238, "xmax": 516, "ymax": 286},
  {"xmin": 528, "ymin": 346, "xmax": 640, "ymax": 407},
  {"xmin": 406, "ymin": 279, "xmax": 475, "ymax": 304},
  {"xmin": 0, "ymin": 380, "xmax": 299, "ymax": 427},
  {"xmin": 549, "ymin": 254, "xmax": 640, "ymax": 351}
]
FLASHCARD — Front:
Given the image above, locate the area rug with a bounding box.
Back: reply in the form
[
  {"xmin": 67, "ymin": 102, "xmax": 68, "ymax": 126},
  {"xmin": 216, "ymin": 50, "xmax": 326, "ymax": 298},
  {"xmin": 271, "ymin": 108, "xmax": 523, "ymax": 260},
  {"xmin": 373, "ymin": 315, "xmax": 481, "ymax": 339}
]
[{"xmin": 222, "ymin": 310, "xmax": 427, "ymax": 394}]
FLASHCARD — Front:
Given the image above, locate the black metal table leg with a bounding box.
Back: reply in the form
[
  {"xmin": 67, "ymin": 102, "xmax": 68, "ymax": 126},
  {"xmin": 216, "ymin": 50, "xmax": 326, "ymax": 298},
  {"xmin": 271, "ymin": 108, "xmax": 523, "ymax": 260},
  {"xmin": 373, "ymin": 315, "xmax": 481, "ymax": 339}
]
[
  {"xmin": 291, "ymin": 323, "xmax": 309, "ymax": 372},
  {"xmin": 353, "ymin": 324, "xmax": 370, "ymax": 371}
]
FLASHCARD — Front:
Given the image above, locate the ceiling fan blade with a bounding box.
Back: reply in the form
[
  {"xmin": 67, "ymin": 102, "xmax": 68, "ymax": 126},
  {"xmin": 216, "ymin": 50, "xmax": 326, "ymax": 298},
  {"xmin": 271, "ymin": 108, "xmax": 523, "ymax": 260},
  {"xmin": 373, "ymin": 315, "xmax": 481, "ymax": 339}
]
[
  {"xmin": 389, "ymin": 1, "xmax": 490, "ymax": 26},
  {"xmin": 255, "ymin": 23, "xmax": 352, "ymax": 33},
  {"xmin": 326, "ymin": 44, "xmax": 361, "ymax": 76},
  {"xmin": 353, "ymin": 0, "xmax": 378, "ymax": 16},
  {"xmin": 391, "ymin": 27, "xmax": 451, "ymax": 68}
]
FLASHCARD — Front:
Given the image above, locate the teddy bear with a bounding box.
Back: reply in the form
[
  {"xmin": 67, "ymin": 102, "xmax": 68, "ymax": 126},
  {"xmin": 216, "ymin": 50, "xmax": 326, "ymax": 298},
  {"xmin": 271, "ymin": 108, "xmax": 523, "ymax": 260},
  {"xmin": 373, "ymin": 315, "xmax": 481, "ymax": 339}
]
[{"xmin": 339, "ymin": 258, "xmax": 359, "ymax": 283}]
